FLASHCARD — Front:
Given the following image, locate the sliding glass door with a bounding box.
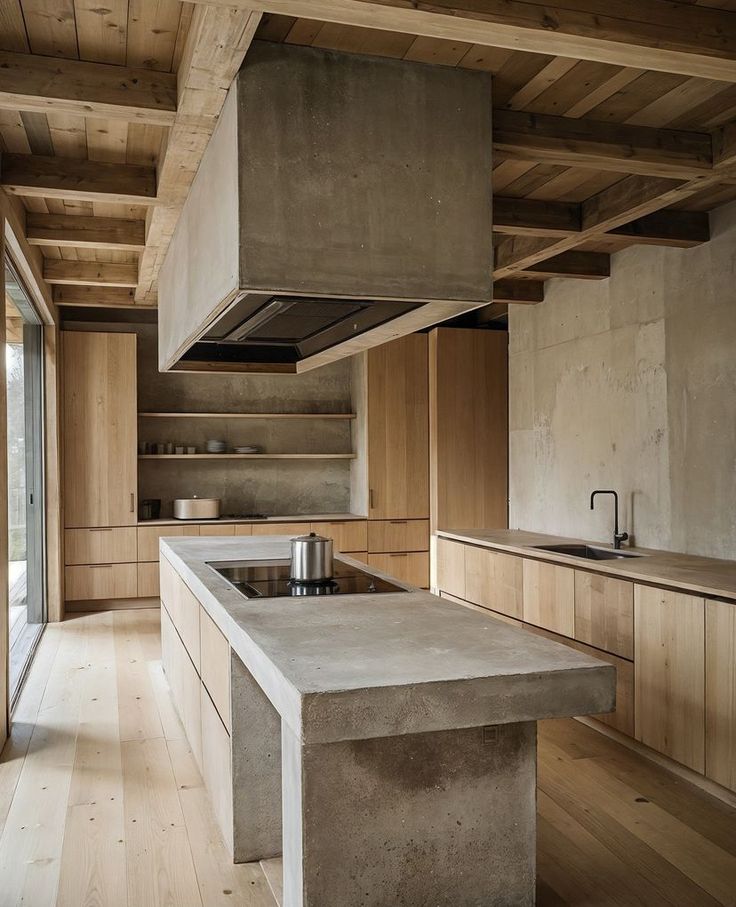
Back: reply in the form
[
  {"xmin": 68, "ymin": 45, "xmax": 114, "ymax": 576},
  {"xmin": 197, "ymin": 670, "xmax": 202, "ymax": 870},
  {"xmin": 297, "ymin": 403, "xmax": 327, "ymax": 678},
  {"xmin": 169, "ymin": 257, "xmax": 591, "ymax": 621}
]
[{"xmin": 5, "ymin": 259, "xmax": 45, "ymax": 705}]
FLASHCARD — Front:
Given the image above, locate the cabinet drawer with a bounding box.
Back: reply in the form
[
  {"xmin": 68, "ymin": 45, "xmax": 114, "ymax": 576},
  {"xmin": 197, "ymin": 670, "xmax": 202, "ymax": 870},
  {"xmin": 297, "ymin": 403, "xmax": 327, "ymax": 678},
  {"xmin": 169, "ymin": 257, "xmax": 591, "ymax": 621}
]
[
  {"xmin": 251, "ymin": 522, "xmax": 310, "ymax": 537},
  {"xmin": 436, "ymin": 538, "xmax": 466, "ymax": 599},
  {"xmin": 137, "ymin": 562, "xmax": 160, "ymax": 598},
  {"xmin": 311, "ymin": 520, "xmax": 367, "ymax": 553},
  {"xmin": 137, "ymin": 525, "xmax": 199, "ymax": 562},
  {"xmin": 465, "ymin": 546, "xmax": 523, "ymax": 619},
  {"xmin": 65, "ymin": 563, "xmax": 138, "ymax": 601},
  {"xmin": 522, "ymin": 559, "xmax": 575, "ymax": 637},
  {"xmin": 198, "ymin": 523, "xmax": 235, "ymax": 536},
  {"xmin": 234, "ymin": 525, "xmax": 253, "ymax": 536},
  {"xmin": 368, "ymin": 519, "xmax": 428, "ymax": 553},
  {"xmin": 200, "ymin": 607, "xmax": 231, "ymax": 732},
  {"xmin": 65, "ymin": 527, "xmax": 137, "ymax": 566},
  {"xmin": 201, "ymin": 684, "xmax": 233, "ymax": 852},
  {"xmin": 575, "ymin": 571, "xmax": 634, "ymax": 659},
  {"xmin": 160, "ymin": 555, "xmax": 201, "ymax": 671},
  {"xmin": 161, "ymin": 606, "xmax": 202, "ymax": 771},
  {"xmin": 368, "ymin": 552, "xmax": 429, "ymax": 588}
]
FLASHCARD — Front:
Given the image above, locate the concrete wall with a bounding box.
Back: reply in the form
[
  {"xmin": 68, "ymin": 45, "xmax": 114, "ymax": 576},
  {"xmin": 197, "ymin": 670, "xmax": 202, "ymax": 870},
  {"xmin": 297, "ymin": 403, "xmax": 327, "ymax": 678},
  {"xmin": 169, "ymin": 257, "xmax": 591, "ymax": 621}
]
[{"xmin": 509, "ymin": 200, "xmax": 736, "ymax": 559}]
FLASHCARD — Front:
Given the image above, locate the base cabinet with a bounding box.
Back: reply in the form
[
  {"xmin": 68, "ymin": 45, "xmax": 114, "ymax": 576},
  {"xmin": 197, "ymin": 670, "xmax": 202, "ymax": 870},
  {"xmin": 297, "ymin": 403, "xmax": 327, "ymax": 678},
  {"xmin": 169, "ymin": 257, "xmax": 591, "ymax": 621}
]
[
  {"xmin": 465, "ymin": 545, "xmax": 523, "ymax": 619},
  {"xmin": 705, "ymin": 601, "xmax": 736, "ymax": 790},
  {"xmin": 436, "ymin": 538, "xmax": 466, "ymax": 599},
  {"xmin": 522, "ymin": 560, "xmax": 575, "ymax": 637},
  {"xmin": 634, "ymin": 586, "xmax": 705, "ymax": 773},
  {"xmin": 368, "ymin": 552, "xmax": 429, "ymax": 588},
  {"xmin": 161, "ymin": 605, "xmax": 202, "ymax": 770}
]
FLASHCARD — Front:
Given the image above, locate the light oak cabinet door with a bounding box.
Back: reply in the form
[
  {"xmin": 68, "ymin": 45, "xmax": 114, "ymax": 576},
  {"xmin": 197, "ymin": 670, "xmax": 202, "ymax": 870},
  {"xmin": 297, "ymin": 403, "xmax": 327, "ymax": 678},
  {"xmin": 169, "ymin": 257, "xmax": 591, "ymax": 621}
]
[
  {"xmin": 705, "ymin": 601, "xmax": 736, "ymax": 791},
  {"xmin": 367, "ymin": 334, "xmax": 429, "ymax": 520},
  {"xmin": 251, "ymin": 522, "xmax": 310, "ymax": 537},
  {"xmin": 201, "ymin": 685, "xmax": 233, "ymax": 853},
  {"xmin": 368, "ymin": 552, "xmax": 429, "ymax": 589},
  {"xmin": 522, "ymin": 559, "xmax": 575, "ymax": 637},
  {"xmin": 200, "ymin": 606, "xmax": 231, "ymax": 732},
  {"xmin": 64, "ymin": 527, "xmax": 137, "ymax": 566},
  {"xmin": 63, "ymin": 331, "xmax": 137, "ymax": 528},
  {"xmin": 574, "ymin": 572, "xmax": 634, "ymax": 659},
  {"xmin": 161, "ymin": 606, "xmax": 202, "ymax": 771},
  {"xmin": 634, "ymin": 585, "xmax": 705, "ymax": 773},
  {"xmin": 367, "ymin": 520, "xmax": 429, "ymax": 553},
  {"xmin": 137, "ymin": 525, "xmax": 200, "ymax": 562},
  {"xmin": 435, "ymin": 538, "xmax": 466, "ymax": 599},
  {"xmin": 311, "ymin": 521, "xmax": 367, "ymax": 553},
  {"xmin": 465, "ymin": 546, "xmax": 523, "ymax": 619},
  {"xmin": 160, "ymin": 555, "xmax": 201, "ymax": 671},
  {"xmin": 137, "ymin": 562, "xmax": 159, "ymax": 598},
  {"xmin": 64, "ymin": 563, "xmax": 138, "ymax": 601},
  {"xmin": 198, "ymin": 523, "xmax": 235, "ymax": 536}
]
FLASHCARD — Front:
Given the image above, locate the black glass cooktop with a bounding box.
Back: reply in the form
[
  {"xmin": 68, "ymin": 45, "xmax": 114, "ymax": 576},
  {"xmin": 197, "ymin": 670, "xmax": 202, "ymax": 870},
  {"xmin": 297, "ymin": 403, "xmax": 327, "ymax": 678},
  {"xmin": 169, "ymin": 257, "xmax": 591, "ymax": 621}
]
[{"xmin": 208, "ymin": 558, "xmax": 406, "ymax": 598}]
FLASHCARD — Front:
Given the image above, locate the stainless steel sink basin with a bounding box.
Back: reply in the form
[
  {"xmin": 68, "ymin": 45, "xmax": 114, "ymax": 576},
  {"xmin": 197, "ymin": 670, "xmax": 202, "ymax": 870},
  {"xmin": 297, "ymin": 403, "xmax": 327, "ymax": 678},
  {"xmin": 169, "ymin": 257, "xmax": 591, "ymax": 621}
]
[{"xmin": 530, "ymin": 543, "xmax": 643, "ymax": 561}]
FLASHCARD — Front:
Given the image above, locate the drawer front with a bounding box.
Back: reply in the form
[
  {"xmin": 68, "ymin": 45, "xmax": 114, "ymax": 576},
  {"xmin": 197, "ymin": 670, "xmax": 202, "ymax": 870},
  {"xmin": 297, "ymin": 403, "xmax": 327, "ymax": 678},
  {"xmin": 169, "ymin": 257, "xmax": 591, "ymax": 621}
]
[
  {"xmin": 368, "ymin": 552, "xmax": 429, "ymax": 589},
  {"xmin": 201, "ymin": 685, "xmax": 233, "ymax": 852},
  {"xmin": 65, "ymin": 527, "xmax": 137, "ymax": 566},
  {"xmin": 65, "ymin": 563, "xmax": 138, "ymax": 601},
  {"xmin": 574, "ymin": 571, "xmax": 634, "ymax": 659},
  {"xmin": 200, "ymin": 607, "xmax": 231, "ymax": 732},
  {"xmin": 233, "ymin": 525, "xmax": 253, "ymax": 536},
  {"xmin": 162, "ymin": 606, "xmax": 202, "ymax": 771},
  {"xmin": 436, "ymin": 538, "xmax": 466, "ymax": 599},
  {"xmin": 137, "ymin": 525, "xmax": 200, "ymax": 562},
  {"xmin": 198, "ymin": 523, "xmax": 235, "ymax": 536},
  {"xmin": 160, "ymin": 555, "xmax": 201, "ymax": 671},
  {"xmin": 368, "ymin": 519, "xmax": 429, "ymax": 553},
  {"xmin": 137, "ymin": 562, "xmax": 160, "ymax": 598},
  {"xmin": 251, "ymin": 522, "xmax": 310, "ymax": 537},
  {"xmin": 465, "ymin": 546, "xmax": 523, "ymax": 619},
  {"xmin": 311, "ymin": 520, "xmax": 367, "ymax": 553},
  {"xmin": 522, "ymin": 559, "xmax": 575, "ymax": 637}
]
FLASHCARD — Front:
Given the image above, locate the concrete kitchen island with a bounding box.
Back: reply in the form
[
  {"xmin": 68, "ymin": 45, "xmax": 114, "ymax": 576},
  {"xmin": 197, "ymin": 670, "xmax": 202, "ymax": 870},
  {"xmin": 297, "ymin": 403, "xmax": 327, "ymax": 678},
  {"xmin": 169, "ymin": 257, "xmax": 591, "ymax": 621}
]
[{"xmin": 160, "ymin": 536, "xmax": 615, "ymax": 907}]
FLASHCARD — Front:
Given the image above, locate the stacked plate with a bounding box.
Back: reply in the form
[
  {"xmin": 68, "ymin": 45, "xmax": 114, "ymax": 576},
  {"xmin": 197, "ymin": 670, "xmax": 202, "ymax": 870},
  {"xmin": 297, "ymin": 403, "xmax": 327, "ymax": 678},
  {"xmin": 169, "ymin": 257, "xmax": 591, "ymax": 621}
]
[
  {"xmin": 234, "ymin": 445, "xmax": 262, "ymax": 454},
  {"xmin": 205, "ymin": 439, "xmax": 227, "ymax": 453}
]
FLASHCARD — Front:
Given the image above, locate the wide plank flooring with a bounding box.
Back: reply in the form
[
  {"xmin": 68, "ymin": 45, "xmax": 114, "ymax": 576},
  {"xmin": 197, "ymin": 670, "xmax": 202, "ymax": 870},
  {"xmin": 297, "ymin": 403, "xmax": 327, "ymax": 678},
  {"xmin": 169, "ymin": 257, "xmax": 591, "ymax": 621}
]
[{"xmin": 0, "ymin": 608, "xmax": 734, "ymax": 906}]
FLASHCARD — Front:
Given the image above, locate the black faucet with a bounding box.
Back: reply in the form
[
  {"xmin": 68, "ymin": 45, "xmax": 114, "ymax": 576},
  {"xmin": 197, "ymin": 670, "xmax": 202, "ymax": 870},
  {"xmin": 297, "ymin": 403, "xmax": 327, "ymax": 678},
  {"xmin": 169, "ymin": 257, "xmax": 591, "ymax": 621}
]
[{"xmin": 590, "ymin": 490, "xmax": 629, "ymax": 549}]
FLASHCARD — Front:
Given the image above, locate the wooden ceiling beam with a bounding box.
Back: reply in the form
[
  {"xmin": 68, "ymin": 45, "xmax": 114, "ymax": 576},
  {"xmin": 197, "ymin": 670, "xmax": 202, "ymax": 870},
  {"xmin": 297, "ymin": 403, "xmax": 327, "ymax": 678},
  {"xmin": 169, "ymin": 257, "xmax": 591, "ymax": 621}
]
[
  {"xmin": 134, "ymin": 5, "xmax": 263, "ymax": 303},
  {"xmin": 493, "ymin": 110, "xmax": 713, "ymax": 179},
  {"xmin": 493, "ymin": 279, "xmax": 545, "ymax": 304},
  {"xmin": 0, "ymin": 153, "xmax": 157, "ymax": 205},
  {"xmin": 524, "ymin": 251, "xmax": 610, "ymax": 280},
  {"xmin": 196, "ymin": 0, "xmax": 736, "ymax": 81},
  {"xmin": 609, "ymin": 209, "xmax": 710, "ymax": 248},
  {"xmin": 44, "ymin": 260, "xmax": 139, "ymax": 288},
  {"xmin": 0, "ymin": 51, "xmax": 176, "ymax": 126},
  {"xmin": 53, "ymin": 286, "xmax": 144, "ymax": 308},
  {"xmin": 26, "ymin": 213, "xmax": 146, "ymax": 251}
]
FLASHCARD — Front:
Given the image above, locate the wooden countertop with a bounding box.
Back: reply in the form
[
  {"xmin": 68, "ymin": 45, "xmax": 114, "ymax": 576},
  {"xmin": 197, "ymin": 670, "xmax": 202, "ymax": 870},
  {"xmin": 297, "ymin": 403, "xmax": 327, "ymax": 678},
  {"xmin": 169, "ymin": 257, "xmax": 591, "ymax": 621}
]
[{"xmin": 437, "ymin": 528, "xmax": 736, "ymax": 603}]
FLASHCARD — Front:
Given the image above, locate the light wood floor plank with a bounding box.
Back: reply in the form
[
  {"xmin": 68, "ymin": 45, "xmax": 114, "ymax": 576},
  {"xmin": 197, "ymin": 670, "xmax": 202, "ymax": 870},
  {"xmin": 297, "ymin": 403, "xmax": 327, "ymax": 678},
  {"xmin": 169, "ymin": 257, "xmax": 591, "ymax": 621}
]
[{"xmin": 114, "ymin": 610, "xmax": 165, "ymax": 743}]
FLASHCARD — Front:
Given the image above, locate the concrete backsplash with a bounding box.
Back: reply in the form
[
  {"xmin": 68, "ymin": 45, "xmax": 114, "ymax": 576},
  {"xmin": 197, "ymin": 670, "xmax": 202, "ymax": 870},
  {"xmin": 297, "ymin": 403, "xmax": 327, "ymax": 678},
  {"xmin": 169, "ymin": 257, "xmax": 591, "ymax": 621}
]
[{"xmin": 508, "ymin": 200, "xmax": 736, "ymax": 559}]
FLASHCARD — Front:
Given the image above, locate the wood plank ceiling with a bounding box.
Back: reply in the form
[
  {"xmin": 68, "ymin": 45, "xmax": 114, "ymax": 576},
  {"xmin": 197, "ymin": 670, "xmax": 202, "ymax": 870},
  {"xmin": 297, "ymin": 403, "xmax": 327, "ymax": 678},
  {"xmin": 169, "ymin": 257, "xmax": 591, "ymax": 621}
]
[{"xmin": 1, "ymin": 0, "xmax": 736, "ymax": 312}]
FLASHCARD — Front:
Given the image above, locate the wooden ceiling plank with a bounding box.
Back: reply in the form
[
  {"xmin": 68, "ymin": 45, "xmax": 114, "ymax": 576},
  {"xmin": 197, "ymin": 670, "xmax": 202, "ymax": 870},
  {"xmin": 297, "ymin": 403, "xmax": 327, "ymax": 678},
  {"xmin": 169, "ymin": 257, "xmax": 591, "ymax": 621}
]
[
  {"xmin": 127, "ymin": 0, "xmax": 183, "ymax": 72},
  {"xmin": 563, "ymin": 67, "xmax": 642, "ymax": 118},
  {"xmin": 134, "ymin": 4, "xmax": 262, "ymax": 303},
  {"xmin": 85, "ymin": 117, "xmax": 128, "ymax": 163},
  {"xmin": 46, "ymin": 111, "xmax": 87, "ymax": 157},
  {"xmin": 43, "ymin": 258, "xmax": 139, "ymax": 287},
  {"xmin": 713, "ymin": 121, "xmax": 736, "ymax": 168},
  {"xmin": 193, "ymin": 0, "xmax": 736, "ymax": 81},
  {"xmin": 74, "ymin": 0, "xmax": 128, "ymax": 65},
  {"xmin": 0, "ymin": 1, "xmax": 30, "ymax": 52},
  {"xmin": 53, "ymin": 285, "xmax": 139, "ymax": 306},
  {"xmin": 403, "ymin": 35, "xmax": 472, "ymax": 66},
  {"xmin": 504, "ymin": 57, "xmax": 579, "ymax": 110},
  {"xmin": 0, "ymin": 51, "xmax": 177, "ymax": 126},
  {"xmin": 624, "ymin": 77, "xmax": 732, "ymax": 127},
  {"xmin": 493, "ymin": 109, "xmax": 713, "ymax": 178},
  {"xmin": 19, "ymin": 110, "xmax": 53, "ymax": 155},
  {"xmin": 0, "ymin": 109, "xmax": 32, "ymax": 153},
  {"xmin": 22, "ymin": 0, "xmax": 78, "ymax": 58},
  {"xmin": 0, "ymin": 153, "xmax": 157, "ymax": 204},
  {"xmin": 26, "ymin": 212, "xmax": 146, "ymax": 250}
]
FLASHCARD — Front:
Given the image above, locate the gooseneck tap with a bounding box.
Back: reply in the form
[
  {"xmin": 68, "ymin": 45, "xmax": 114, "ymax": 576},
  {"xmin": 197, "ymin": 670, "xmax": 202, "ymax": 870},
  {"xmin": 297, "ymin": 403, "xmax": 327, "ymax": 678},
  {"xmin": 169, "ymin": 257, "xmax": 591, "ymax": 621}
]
[{"xmin": 590, "ymin": 490, "xmax": 629, "ymax": 549}]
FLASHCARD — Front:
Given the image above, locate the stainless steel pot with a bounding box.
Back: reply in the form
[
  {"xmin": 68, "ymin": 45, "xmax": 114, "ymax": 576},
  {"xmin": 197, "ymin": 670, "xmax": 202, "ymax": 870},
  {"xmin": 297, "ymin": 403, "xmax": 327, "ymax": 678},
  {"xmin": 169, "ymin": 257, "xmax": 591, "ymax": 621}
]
[
  {"xmin": 290, "ymin": 532, "xmax": 333, "ymax": 582},
  {"xmin": 173, "ymin": 496, "xmax": 221, "ymax": 520}
]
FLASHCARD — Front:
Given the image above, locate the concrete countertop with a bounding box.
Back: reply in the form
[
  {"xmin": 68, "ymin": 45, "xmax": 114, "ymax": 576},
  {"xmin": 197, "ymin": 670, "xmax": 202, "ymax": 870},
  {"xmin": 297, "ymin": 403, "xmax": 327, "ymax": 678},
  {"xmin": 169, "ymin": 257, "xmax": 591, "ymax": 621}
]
[
  {"xmin": 161, "ymin": 536, "xmax": 614, "ymax": 744},
  {"xmin": 140, "ymin": 512, "xmax": 366, "ymax": 527},
  {"xmin": 437, "ymin": 528, "xmax": 736, "ymax": 602}
]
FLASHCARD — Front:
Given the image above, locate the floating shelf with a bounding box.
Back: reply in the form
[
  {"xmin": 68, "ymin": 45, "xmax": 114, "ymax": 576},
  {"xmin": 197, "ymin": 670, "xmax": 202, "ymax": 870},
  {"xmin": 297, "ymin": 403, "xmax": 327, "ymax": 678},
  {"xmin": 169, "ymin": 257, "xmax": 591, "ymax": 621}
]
[
  {"xmin": 138, "ymin": 453, "xmax": 356, "ymax": 460},
  {"xmin": 138, "ymin": 412, "xmax": 356, "ymax": 419}
]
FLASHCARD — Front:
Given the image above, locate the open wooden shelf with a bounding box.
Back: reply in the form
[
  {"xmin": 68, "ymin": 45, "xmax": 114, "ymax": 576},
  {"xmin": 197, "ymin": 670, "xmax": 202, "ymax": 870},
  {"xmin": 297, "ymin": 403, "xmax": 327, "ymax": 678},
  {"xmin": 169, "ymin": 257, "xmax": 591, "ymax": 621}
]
[
  {"xmin": 138, "ymin": 453, "xmax": 356, "ymax": 460},
  {"xmin": 138, "ymin": 412, "xmax": 356, "ymax": 419}
]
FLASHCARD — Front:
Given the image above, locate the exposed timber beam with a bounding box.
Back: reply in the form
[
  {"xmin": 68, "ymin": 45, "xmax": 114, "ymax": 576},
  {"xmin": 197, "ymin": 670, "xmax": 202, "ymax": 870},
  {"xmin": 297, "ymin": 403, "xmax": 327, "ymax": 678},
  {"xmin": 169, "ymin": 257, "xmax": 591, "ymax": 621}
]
[
  {"xmin": 134, "ymin": 5, "xmax": 263, "ymax": 304},
  {"xmin": 26, "ymin": 213, "xmax": 146, "ymax": 251},
  {"xmin": 0, "ymin": 154, "xmax": 157, "ymax": 205},
  {"xmin": 44, "ymin": 260, "xmax": 139, "ymax": 288},
  {"xmin": 0, "ymin": 51, "xmax": 176, "ymax": 126},
  {"xmin": 493, "ymin": 110, "xmax": 713, "ymax": 179},
  {"xmin": 194, "ymin": 0, "xmax": 736, "ymax": 82},
  {"xmin": 493, "ymin": 198, "xmax": 710, "ymax": 248},
  {"xmin": 53, "ymin": 286, "xmax": 142, "ymax": 308},
  {"xmin": 493, "ymin": 279, "xmax": 545, "ymax": 304},
  {"xmin": 524, "ymin": 251, "xmax": 610, "ymax": 280}
]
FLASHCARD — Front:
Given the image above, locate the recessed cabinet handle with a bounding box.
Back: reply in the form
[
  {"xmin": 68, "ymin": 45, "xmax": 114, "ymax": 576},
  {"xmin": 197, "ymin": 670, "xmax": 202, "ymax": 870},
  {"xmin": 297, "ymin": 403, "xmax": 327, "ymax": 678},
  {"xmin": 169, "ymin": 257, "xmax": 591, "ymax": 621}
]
[
  {"xmin": 130, "ymin": 493, "xmax": 135, "ymax": 513},
  {"xmin": 90, "ymin": 564, "xmax": 112, "ymax": 569},
  {"xmin": 89, "ymin": 528, "xmax": 112, "ymax": 532},
  {"xmin": 389, "ymin": 553, "xmax": 408, "ymax": 558},
  {"xmin": 369, "ymin": 489, "xmax": 375, "ymax": 509},
  {"xmin": 389, "ymin": 521, "xmax": 407, "ymax": 525}
]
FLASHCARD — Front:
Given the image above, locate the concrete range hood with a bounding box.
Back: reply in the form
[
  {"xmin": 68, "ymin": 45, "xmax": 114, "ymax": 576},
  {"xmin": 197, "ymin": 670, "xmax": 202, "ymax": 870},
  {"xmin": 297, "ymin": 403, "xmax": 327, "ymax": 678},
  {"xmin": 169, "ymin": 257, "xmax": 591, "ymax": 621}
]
[{"xmin": 158, "ymin": 42, "xmax": 493, "ymax": 373}]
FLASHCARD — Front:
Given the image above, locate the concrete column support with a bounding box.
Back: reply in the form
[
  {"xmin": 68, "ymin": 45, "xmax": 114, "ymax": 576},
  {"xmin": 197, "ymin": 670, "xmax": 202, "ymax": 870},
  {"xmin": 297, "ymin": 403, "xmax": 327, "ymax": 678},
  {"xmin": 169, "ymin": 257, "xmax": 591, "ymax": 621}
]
[{"xmin": 282, "ymin": 720, "xmax": 537, "ymax": 906}]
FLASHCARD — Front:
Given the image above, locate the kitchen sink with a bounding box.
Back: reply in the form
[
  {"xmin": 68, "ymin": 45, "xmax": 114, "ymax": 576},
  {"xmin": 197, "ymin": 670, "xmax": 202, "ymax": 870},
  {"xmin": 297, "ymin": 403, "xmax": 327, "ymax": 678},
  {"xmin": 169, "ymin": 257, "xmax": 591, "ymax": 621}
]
[{"xmin": 529, "ymin": 543, "xmax": 643, "ymax": 561}]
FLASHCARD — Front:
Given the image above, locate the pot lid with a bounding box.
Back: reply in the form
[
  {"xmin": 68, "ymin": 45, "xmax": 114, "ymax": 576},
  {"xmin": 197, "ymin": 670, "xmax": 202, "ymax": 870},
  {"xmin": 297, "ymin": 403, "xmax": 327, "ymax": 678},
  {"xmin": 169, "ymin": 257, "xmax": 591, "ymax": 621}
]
[{"xmin": 291, "ymin": 531, "xmax": 330, "ymax": 543}]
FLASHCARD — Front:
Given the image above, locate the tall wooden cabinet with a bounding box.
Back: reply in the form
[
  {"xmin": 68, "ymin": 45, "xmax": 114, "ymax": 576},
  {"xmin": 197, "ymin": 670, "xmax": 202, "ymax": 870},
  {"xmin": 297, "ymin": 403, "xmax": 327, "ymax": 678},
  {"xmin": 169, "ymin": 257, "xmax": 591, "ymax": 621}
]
[{"xmin": 63, "ymin": 331, "xmax": 137, "ymax": 528}]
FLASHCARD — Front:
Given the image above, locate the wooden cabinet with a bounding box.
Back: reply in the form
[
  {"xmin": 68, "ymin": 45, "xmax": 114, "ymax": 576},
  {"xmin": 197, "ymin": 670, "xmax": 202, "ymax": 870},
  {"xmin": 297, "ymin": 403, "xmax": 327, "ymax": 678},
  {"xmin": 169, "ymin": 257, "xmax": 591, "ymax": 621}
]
[
  {"xmin": 200, "ymin": 607, "xmax": 231, "ymax": 732},
  {"xmin": 368, "ymin": 519, "xmax": 428, "ymax": 553},
  {"xmin": 634, "ymin": 585, "xmax": 705, "ymax": 773},
  {"xmin": 522, "ymin": 560, "xmax": 575, "ymax": 637},
  {"xmin": 465, "ymin": 546, "xmax": 523, "ymax": 619},
  {"xmin": 368, "ymin": 552, "xmax": 429, "ymax": 589},
  {"xmin": 234, "ymin": 524, "xmax": 253, "ymax": 536},
  {"xmin": 64, "ymin": 527, "xmax": 137, "ymax": 565},
  {"xmin": 198, "ymin": 523, "xmax": 235, "ymax": 536},
  {"xmin": 436, "ymin": 538, "xmax": 466, "ymax": 599},
  {"xmin": 160, "ymin": 555, "xmax": 201, "ymax": 671},
  {"xmin": 705, "ymin": 601, "xmax": 736, "ymax": 791},
  {"xmin": 574, "ymin": 572, "xmax": 634, "ymax": 660},
  {"xmin": 251, "ymin": 522, "xmax": 310, "ymax": 537},
  {"xmin": 200, "ymin": 685, "xmax": 233, "ymax": 852},
  {"xmin": 311, "ymin": 520, "xmax": 367, "ymax": 553},
  {"xmin": 137, "ymin": 562, "xmax": 159, "ymax": 598},
  {"xmin": 367, "ymin": 334, "xmax": 429, "ymax": 520},
  {"xmin": 161, "ymin": 605, "xmax": 202, "ymax": 770},
  {"xmin": 65, "ymin": 563, "xmax": 137, "ymax": 601},
  {"xmin": 62, "ymin": 331, "xmax": 137, "ymax": 529},
  {"xmin": 137, "ymin": 525, "xmax": 200, "ymax": 562}
]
